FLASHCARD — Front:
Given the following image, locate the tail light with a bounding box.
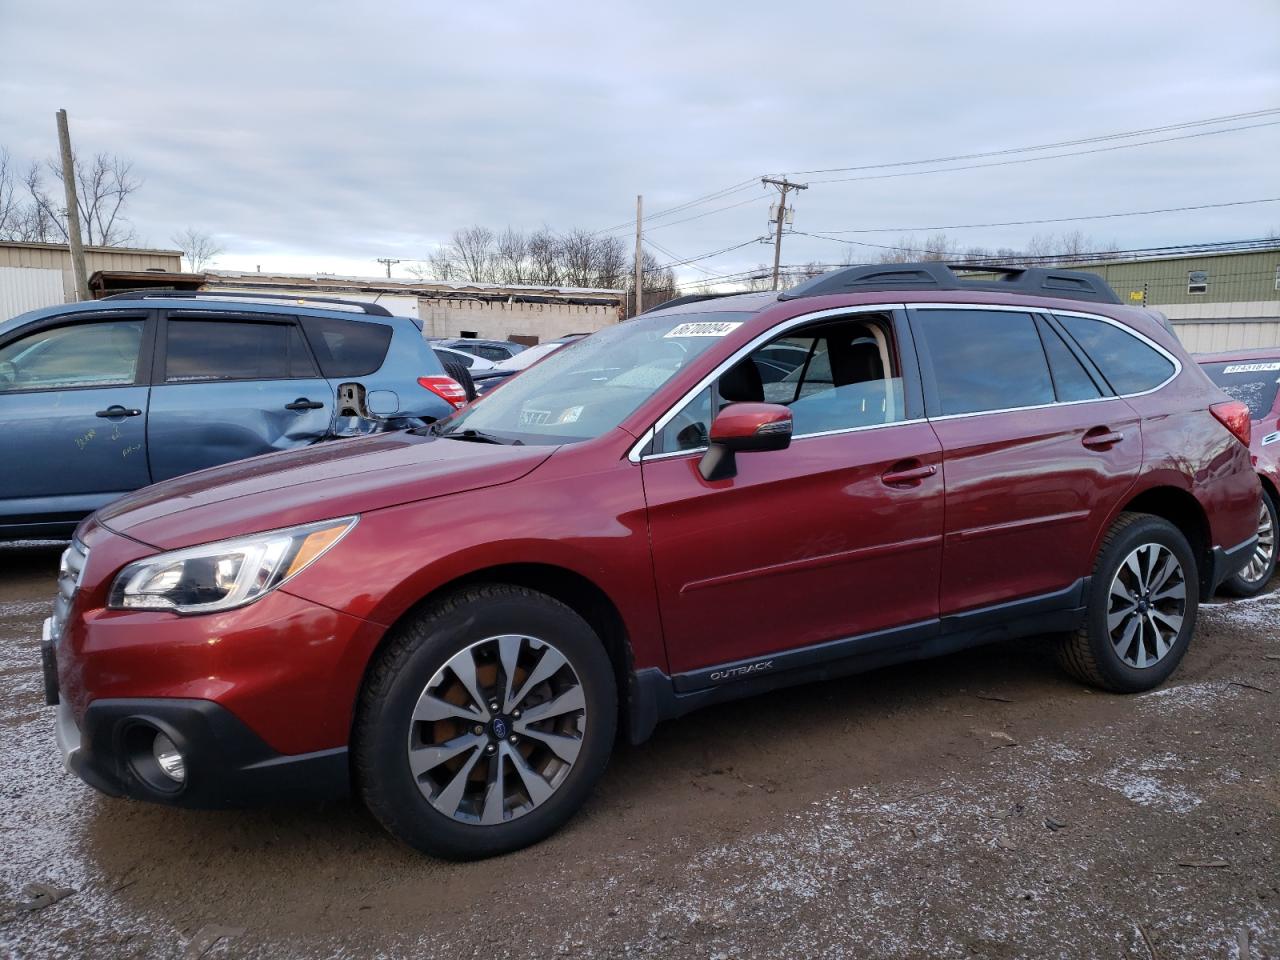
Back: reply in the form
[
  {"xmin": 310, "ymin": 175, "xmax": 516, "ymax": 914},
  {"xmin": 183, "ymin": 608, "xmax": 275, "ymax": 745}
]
[
  {"xmin": 418, "ymin": 375, "xmax": 468, "ymax": 410},
  {"xmin": 1210, "ymin": 400, "xmax": 1252, "ymax": 446}
]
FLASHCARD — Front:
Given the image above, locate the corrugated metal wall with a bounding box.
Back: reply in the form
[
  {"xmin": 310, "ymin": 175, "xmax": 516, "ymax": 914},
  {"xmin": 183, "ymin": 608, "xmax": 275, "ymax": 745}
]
[
  {"xmin": 1172, "ymin": 319, "xmax": 1280, "ymax": 354},
  {"xmin": 0, "ymin": 242, "xmax": 182, "ymax": 305},
  {"xmin": 0, "ymin": 266, "xmax": 66, "ymax": 320}
]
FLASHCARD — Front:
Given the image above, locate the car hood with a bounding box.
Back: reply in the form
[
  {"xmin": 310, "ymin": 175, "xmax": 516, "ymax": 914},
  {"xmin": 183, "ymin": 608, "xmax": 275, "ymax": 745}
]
[{"xmin": 96, "ymin": 431, "xmax": 556, "ymax": 550}]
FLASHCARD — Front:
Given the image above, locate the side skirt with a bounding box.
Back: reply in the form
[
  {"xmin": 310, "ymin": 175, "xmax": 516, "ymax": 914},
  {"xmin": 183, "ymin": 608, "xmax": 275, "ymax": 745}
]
[{"xmin": 627, "ymin": 578, "xmax": 1089, "ymax": 744}]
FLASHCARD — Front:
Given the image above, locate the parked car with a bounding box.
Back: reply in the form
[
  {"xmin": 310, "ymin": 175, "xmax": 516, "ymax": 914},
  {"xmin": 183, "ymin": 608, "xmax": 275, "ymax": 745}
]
[
  {"xmin": 432, "ymin": 344, "xmax": 499, "ymax": 373},
  {"xmin": 1196, "ymin": 348, "xmax": 1280, "ymax": 595},
  {"xmin": 45, "ymin": 263, "xmax": 1259, "ymax": 860},
  {"xmin": 0, "ymin": 292, "xmax": 466, "ymax": 539},
  {"xmin": 437, "ymin": 338, "xmax": 527, "ymax": 363},
  {"xmin": 471, "ymin": 335, "xmax": 586, "ymax": 395}
]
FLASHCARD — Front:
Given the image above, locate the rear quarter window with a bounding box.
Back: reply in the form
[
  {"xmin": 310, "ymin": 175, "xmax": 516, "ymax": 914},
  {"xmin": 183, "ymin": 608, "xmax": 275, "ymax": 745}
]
[
  {"xmin": 301, "ymin": 316, "xmax": 394, "ymax": 377},
  {"xmin": 1055, "ymin": 314, "xmax": 1175, "ymax": 395}
]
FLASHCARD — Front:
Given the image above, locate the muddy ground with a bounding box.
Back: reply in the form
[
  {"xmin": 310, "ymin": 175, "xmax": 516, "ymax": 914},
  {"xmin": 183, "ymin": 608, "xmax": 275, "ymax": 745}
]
[{"xmin": 1, "ymin": 539, "xmax": 1276, "ymax": 959}]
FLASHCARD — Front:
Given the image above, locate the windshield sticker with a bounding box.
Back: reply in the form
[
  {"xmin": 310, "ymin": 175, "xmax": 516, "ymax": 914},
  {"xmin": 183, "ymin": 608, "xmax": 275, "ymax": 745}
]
[
  {"xmin": 1222, "ymin": 362, "xmax": 1280, "ymax": 374},
  {"xmin": 665, "ymin": 321, "xmax": 743, "ymax": 338}
]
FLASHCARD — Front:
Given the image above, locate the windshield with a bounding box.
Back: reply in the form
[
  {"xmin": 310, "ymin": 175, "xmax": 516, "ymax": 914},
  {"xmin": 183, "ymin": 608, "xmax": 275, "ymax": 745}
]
[
  {"xmin": 1201, "ymin": 360, "xmax": 1280, "ymax": 420},
  {"xmin": 434, "ymin": 312, "xmax": 754, "ymax": 445}
]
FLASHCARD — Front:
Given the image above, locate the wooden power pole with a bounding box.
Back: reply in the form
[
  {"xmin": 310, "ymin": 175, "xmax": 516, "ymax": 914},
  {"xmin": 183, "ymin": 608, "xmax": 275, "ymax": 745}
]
[
  {"xmin": 762, "ymin": 176, "xmax": 807, "ymax": 291},
  {"xmin": 633, "ymin": 194, "xmax": 644, "ymax": 317},
  {"xmin": 56, "ymin": 109, "xmax": 90, "ymax": 301}
]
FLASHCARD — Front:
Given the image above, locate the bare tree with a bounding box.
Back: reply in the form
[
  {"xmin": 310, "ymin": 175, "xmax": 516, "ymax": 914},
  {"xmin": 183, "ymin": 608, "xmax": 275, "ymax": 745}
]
[
  {"xmin": 493, "ymin": 227, "xmax": 529, "ymax": 284},
  {"xmin": 448, "ymin": 226, "xmax": 495, "ymax": 282},
  {"xmin": 525, "ymin": 228, "xmax": 561, "ymax": 285},
  {"xmin": 171, "ymin": 227, "xmax": 223, "ymax": 272},
  {"xmin": 24, "ymin": 151, "xmax": 141, "ymax": 246}
]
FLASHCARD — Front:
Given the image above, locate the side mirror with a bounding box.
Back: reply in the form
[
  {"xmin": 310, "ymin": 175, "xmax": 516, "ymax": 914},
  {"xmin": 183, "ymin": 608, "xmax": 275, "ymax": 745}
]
[{"xmin": 699, "ymin": 402, "xmax": 793, "ymax": 481}]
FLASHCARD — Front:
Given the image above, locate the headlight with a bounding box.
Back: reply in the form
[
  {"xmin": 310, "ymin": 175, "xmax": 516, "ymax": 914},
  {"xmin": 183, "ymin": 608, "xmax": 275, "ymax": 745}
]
[{"xmin": 107, "ymin": 517, "xmax": 357, "ymax": 615}]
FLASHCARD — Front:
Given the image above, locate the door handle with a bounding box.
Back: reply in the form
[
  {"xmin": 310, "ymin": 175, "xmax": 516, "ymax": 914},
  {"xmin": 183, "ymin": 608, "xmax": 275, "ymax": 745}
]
[
  {"xmin": 1082, "ymin": 427, "xmax": 1124, "ymax": 449},
  {"xmin": 285, "ymin": 398, "xmax": 324, "ymax": 411},
  {"xmin": 95, "ymin": 405, "xmax": 141, "ymax": 419},
  {"xmin": 881, "ymin": 462, "xmax": 937, "ymax": 487}
]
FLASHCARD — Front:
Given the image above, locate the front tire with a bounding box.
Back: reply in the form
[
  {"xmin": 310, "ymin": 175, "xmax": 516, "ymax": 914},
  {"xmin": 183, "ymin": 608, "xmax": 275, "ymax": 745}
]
[
  {"xmin": 355, "ymin": 584, "xmax": 617, "ymax": 859},
  {"xmin": 1219, "ymin": 488, "xmax": 1276, "ymax": 598},
  {"xmin": 1056, "ymin": 512, "xmax": 1198, "ymax": 693}
]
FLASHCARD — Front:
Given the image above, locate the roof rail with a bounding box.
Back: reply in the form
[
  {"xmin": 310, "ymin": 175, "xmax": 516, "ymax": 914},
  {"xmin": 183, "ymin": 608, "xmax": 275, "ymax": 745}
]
[
  {"xmin": 778, "ymin": 262, "xmax": 1121, "ymax": 305},
  {"xmin": 99, "ymin": 289, "xmax": 395, "ymax": 317},
  {"xmin": 640, "ymin": 292, "xmax": 751, "ymax": 314}
]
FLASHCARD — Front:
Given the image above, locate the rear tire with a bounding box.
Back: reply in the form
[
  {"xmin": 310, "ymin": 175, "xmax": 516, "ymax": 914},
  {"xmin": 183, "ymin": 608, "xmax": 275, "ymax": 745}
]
[
  {"xmin": 355, "ymin": 584, "xmax": 616, "ymax": 859},
  {"xmin": 1219, "ymin": 488, "xmax": 1276, "ymax": 598},
  {"xmin": 1055, "ymin": 512, "xmax": 1198, "ymax": 693}
]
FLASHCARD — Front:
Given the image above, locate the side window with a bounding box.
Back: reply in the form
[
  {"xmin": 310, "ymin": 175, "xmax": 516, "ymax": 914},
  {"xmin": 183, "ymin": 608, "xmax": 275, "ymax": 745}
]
[
  {"xmin": 1055, "ymin": 314, "xmax": 1175, "ymax": 395},
  {"xmin": 1036, "ymin": 317, "xmax": 1103, "ymax": 402},
  {"xmin": 654, "ymin": 314, "xmax": 906, "ymax": 452},
  {"xmin": 0, "ymin": 319, "xmax": 144, "ymax": 393},
  {"xmin": 914, "ymin": 309, "xmax": 1054, "ymax": 415},
  {"xmin": 165, "ymin": 320, "xmax": 316, "ymax": 383},
  {"xmin": 301, "ymin": 316, "xmax": 393, "ymax": 377}
]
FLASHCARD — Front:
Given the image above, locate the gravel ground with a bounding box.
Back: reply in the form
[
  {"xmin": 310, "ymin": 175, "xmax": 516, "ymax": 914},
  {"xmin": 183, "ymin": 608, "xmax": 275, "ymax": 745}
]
[{"xmin": 1, "ymin": 539, "xmax": 1277, "ymax": 959}]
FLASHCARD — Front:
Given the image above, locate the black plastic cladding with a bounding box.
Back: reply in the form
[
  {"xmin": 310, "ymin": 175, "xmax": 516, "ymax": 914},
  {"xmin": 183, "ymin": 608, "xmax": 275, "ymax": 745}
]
[{"xmin": 778, "ymin": 262, "xmax": 1122, "ymax": 305}]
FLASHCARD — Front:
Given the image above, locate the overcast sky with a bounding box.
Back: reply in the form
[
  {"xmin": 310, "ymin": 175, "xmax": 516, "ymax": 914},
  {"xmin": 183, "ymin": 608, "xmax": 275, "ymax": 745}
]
[{"xmin": 2, "ymin": 0, "xmax": 1278, "ymax": 284}]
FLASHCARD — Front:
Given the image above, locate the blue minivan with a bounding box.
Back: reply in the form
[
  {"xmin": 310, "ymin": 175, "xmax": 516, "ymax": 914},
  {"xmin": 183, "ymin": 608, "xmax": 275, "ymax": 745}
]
[{"xmin": 0, "ymin": 291, "xmax": 459, "ymax": 539}]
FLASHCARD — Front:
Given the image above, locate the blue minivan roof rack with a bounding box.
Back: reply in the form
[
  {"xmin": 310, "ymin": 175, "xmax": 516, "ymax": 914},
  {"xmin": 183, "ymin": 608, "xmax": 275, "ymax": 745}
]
[
  {"xmin": 100, "ymin": 289, "xmax": 394, "ymax": 317},
  {"xmin": 778, "ymin": 262, "xmax": 1121, "ymax": 305}
]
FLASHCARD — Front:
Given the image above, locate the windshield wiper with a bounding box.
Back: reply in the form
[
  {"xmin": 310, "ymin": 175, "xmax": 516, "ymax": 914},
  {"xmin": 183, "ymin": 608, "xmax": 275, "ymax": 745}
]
[{"xmin": 439, "ymin": 428, "xmax": 523, "ymax": 445}]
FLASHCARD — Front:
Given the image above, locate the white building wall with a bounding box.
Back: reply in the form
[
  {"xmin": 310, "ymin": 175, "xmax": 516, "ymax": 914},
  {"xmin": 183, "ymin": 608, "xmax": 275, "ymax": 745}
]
[
  {"xmin": 417, "ymin": 298, "xmax": 619, "ymax": 342},
  {"xmin": 0, "ymin": 266, "xmax": 67, "ymax": 320}
]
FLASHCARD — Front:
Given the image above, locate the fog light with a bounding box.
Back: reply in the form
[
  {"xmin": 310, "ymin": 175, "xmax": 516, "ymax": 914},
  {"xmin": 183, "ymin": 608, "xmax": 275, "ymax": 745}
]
[{"xmin": 152, "ymin": 732, "xmax": 186, "ymax": 784}]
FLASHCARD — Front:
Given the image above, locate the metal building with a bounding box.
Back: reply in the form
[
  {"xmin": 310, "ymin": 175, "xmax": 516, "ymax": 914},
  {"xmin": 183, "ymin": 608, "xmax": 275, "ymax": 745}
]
[
  {"xmin": 0, "ymin": 240, "xmax": 183, "ymax": 319},
  {"xmin": 1062, "ymin": 244, "xmax": 1280, "ymax": 352}
]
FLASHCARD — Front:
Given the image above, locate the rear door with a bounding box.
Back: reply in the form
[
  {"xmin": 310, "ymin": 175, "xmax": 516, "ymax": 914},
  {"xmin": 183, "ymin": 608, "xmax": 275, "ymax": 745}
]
[
  {"xmin": 0, "ymin": 312, "xmax": 155, "ymax": 525},
  {"xmin": 909, "ymin": 305, "xmax": 1142, "ymax": 615},
  {"xmin": 147, "ymin": 311, "xmax": 332, "ymax": 482}
]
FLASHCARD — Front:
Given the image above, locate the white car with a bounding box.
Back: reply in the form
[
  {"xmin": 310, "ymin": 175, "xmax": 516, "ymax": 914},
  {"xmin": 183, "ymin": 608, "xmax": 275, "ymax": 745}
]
[{"xmin": 431, "ymin": 344, "xmax": 498, "ymax": 373}]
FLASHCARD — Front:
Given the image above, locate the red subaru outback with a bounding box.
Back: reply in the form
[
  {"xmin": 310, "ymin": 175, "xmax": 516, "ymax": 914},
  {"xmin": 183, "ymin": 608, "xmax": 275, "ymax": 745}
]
[{"xmin": 44, "ymin": 263, "xmax": 1260, "ymax": 859}]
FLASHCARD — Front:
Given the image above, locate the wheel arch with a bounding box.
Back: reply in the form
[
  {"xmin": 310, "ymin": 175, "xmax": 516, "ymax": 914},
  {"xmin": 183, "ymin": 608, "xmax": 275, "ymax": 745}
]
[
  {"xmin": 353, "ymin": 562, "xmax": 637, "ymax": 739},
  {"xmin": 1115, "ymin": 485, "xmax": 1213, "ymax": 595}
]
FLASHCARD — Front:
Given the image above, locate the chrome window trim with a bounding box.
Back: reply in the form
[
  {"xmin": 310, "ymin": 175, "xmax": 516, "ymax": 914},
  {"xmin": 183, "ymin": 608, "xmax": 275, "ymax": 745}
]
[
  {"xmin": 627, "ymin": 301, "xmax": 1184, "ymax": 462},
  {"xmin": 909, "ymin": 303, "xmax": 1183, "ymax": 416},
  {"xmin": 627, "ymin": 304, "xmax": 904, "ymax": 463}
]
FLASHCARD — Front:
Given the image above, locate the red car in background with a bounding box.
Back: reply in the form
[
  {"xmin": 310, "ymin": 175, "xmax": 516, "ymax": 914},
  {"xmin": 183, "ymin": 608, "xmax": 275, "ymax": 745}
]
[
  {"xmin": 44, "ymin": 262, "xmax": 1260, "ymax": 859},
  {"xmin": 1198, "ymin": 349, "xmax": 1280, "ymax": 595}
]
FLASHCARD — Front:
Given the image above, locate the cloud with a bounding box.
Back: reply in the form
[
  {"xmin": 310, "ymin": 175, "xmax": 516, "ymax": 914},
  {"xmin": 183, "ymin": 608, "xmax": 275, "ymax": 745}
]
[{"xmin": 1, "ymin": 0, "xmax": 1277, "ymax": 282}]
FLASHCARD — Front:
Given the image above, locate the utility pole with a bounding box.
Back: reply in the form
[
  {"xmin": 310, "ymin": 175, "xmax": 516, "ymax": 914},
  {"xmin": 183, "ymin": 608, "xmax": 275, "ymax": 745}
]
[
  {"xmin": 633, "ymin": 194, "xmax": 644, "ymax": 317},
  {"xmin": 762, "ymin": 176, "xmax": 807, "ymax": 291},
  {"xmin": 56, "ymin": 109, "xmax": 90, "ymax": 302},
  {"xmin": 376, "ymin": 258, "xmax": 400, "ymax": 278}
]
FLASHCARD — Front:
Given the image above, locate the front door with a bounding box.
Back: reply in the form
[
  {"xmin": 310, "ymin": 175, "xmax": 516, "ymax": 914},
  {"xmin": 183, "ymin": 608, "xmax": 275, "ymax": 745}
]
[
  {"xmin": 642, "ymin": 309, "xmax": 945, "ymax": 677},
  {"xmin": 147, "ymin": 312, "xmax": 333, "ymax": 482},
  {"xmin": 0, "ymin": 313, "xmax": 154, "ymax": 529},
  {"xmin": 909, "ymin": 306, "xmax": 1143, "ymax": 615}
]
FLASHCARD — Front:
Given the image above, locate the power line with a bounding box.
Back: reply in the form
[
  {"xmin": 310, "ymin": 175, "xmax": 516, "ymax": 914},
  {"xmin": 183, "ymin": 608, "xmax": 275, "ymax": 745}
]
[
  {"xmin": 782, "ymin": 107, "xmax": 1280, "ymax": 176},
  {"xmin": 803, "ymin": 120, "xmax": 1280, "ymax": 185},
  {"xmin": 806, "ymin": 198, "xmax": 1280, "ymax": 236}
]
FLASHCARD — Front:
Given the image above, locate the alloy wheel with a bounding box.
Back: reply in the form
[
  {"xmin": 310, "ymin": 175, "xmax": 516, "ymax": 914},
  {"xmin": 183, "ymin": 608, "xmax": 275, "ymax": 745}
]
[
  {"xmin": 1238, "ymin": 500, "xmax": 1275, "ymax": 585},
  {"xmin": 1107, "ymin": 542, "xmax": 1186, "ymax": 668},
  {"xmin": 406, "ymin": 635, "xmax": 586, "ymax": 825}
]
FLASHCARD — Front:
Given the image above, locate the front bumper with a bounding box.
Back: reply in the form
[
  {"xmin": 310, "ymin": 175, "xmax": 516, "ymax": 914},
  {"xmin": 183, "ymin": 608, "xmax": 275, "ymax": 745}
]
[{"xmin": 53, "ymin": 693, "xmax": 349, "ymax": 808}]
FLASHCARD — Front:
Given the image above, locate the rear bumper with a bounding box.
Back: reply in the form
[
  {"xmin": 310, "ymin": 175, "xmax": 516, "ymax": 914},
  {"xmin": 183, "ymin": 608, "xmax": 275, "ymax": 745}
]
[
  {"xmin": 1209, "ymin": 535, "xmax": 1259, "ymax": 591},
  {"xmin": 55, "ymin": 696, "xmax": 349, "ymax": 808}
]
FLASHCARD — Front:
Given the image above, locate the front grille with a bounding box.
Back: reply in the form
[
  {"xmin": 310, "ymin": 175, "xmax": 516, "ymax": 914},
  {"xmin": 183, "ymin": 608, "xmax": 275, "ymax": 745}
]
[{"xmin": 51, "ymin": 539, "xmax": 89, "ymax": 641}]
